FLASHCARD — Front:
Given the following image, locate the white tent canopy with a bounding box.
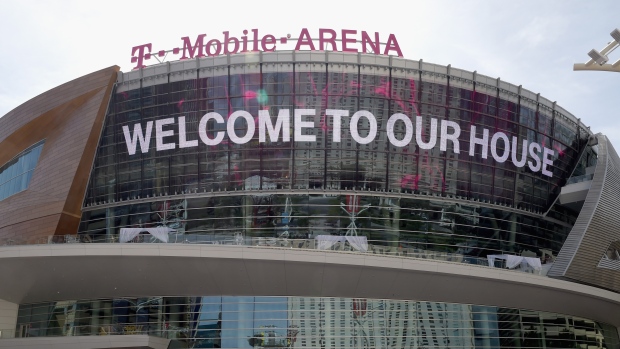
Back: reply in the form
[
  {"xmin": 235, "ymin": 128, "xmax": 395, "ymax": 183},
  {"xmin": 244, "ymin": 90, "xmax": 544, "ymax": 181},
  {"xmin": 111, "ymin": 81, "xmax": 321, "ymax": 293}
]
[
  {"xmin": 316, "ymin": 235, "xmax": 368, "ymax": 252},
  {"xmin": 120, "ymin": 227, "xmax": 173, "ymax": 243},
  {"xmin": 487, "ymin": 254, "xmax": 542, "ymax": 271}
]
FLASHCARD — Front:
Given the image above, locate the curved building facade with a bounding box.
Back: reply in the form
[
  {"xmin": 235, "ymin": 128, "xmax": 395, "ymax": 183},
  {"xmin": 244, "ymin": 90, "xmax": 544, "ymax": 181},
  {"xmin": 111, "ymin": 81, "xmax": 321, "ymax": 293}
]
[{"xmin": 0, "ymin": 50, "xmax": 618, "ymax": 349}]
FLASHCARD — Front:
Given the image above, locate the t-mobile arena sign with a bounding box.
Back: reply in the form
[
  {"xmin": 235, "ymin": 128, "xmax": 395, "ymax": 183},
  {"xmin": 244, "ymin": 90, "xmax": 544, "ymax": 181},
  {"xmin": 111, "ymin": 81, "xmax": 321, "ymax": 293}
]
[
  {"xmin": 131, "ymin": 28, "xmax": 403, "ymax": 69},
  {"xmin": 123, "ymin": 110, "xmax": 557, "ymax": 178}
]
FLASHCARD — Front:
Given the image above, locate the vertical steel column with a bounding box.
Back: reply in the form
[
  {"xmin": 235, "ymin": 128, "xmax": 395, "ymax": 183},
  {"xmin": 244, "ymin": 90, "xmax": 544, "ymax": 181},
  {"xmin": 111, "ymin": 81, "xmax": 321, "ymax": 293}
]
[
  {"xmin": 196, "ymin": 67, "xmax": 201, "ymax": 191},
  {"xmin": 323, "ymin": 59, "xmax": 329, "ymax": 189},
  {"xmin": 259, "ymin": 60, "xmax": 264, "ymax": 190},
  {"xmin": 384, "ymin": 58, "xmax": 393, "ymax": 191},
  {"xmin": 111, "ymin": 91, "xmax": 120, "ymax": 203},
  {"xmin": 227, "ymin": 64, "xmax": 232, "ymax": 190},
  {"xmin": 513, "ymin": 85, "xmax": 523, "ymax": 209},
  {"xmin": 415, "ymin": 60, "xmax": 423, "ymax": 193},
  {"xmin": 290, "ymin": 56, "xmax": 296, "ymax": 190},
  {"xmin": 355, "ymin": 61, "xmax": 361, "ymax": 189},
  {"xmin": 139, "ymin": 69, "xmax": 145, "ymax": 200},
  {"xmin": 468, "ymin": 70, "xmax": 477, "ymax": 200},
  {"xmin": 441, "ymin": 65, "xmax": 452, "ymax": 196},
  {"xmin": 492, "ymin": 77, "xmax": 500, "ymax": 204}
]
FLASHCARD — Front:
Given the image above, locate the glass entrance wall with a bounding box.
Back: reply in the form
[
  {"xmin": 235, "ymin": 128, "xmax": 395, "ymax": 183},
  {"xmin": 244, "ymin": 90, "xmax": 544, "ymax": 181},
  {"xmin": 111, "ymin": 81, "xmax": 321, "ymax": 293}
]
[{"xmin": 16, "ymin": 296, "xmax": 620, "ymax": 349}]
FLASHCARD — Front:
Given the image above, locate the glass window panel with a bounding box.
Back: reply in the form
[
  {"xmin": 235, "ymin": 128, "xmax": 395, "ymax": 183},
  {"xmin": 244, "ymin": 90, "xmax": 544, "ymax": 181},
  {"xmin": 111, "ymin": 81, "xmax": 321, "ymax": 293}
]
[
  {"xmin": 15, "ymin": 297, "xmax": 619, "ymax": 349},
  {"xmin": 80, "ymin": 63, "xmax": 590, "ymax": 266},
  {"xmin": 0, "ymin": 140, "xmax": 45, "ymax": 201}
]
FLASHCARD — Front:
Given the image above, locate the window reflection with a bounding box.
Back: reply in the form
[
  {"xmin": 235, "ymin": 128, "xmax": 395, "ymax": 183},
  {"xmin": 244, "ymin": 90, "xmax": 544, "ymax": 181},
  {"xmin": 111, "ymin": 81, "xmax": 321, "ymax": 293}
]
[
  {"xmin": 17, "ymin": 296, "xmax": 620, "ymax": 349},
  {"xmin": 0, "ymin": 140, "xmax": 44, "ymax": 201},
  {"xmin": 80, "ymin": 194, "xmax": 573, "ymax": 262}
]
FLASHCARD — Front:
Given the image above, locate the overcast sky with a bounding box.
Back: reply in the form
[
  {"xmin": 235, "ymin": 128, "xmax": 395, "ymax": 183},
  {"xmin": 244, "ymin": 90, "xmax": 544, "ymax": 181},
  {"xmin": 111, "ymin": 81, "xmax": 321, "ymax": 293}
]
[{"xmin": 1, "ymin": 0, "xmax": 618, "ymax": 145}]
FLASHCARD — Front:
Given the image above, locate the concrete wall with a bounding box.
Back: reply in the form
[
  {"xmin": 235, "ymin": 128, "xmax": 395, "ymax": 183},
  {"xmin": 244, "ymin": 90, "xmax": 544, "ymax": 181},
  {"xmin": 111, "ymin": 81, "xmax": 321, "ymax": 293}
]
[
  {"xmin": 0, "ymin": 299, "xmax": 17, "ymax": 339},
  {"xmin": 0, "ymin": 334, "xmax": 169, "ymax": 349}
]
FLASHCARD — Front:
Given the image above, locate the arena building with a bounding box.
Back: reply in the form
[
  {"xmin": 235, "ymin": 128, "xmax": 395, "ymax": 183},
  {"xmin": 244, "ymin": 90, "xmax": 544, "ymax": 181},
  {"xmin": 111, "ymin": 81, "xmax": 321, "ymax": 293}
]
[{"xmin": 0, "ymin": 31, "xmax": 619, "ymax": 349}]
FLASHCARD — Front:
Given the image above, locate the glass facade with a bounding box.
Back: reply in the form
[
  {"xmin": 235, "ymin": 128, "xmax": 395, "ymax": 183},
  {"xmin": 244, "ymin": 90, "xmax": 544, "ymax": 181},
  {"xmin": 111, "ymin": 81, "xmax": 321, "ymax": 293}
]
[
  {"xmin": 80, "ymin": 195, "xmax": 574, "ymax": 259},
  {"xmin": 16, "ymin": 296, "xmax": 620, "ymax": 349},
  {"xmin": 3, "ymin": 52, "xmax": 616, "ymax": 349},
  {"xmin": 0, "ymin": 140, "xmax": 44, "ymax": 201},
  {"xmin": 88, "ymin": 67, "xmax": 588, "ymax": 209},
  {"xmin": 59, "ymin": 57, "xmax": 615, "ymax": 349},
  {"xmin": 80, "ymin": 59, "xmax": 591, "ymax": 262}
]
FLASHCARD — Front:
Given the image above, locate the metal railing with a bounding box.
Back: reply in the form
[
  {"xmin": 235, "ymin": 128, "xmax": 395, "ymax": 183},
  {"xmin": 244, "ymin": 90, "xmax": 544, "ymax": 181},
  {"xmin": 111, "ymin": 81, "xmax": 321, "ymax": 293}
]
[
  {"xmin": 0, "ymin": 326, "xmax": 169, "ymax": 339},
  {"xmin": 0, "ymin": 233, "xmax": 551, "ymax": 276},
  {"xmin": 566, "ymin": 173, "xmax": 594, "ymax": 185}
]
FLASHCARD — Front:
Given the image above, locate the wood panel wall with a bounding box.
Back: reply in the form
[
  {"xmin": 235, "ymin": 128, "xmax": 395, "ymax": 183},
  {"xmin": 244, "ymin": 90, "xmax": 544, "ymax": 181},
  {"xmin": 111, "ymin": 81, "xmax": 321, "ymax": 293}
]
[{"xmin": 0, "ymin": 66, "xmax": 119, "ymax": 243}]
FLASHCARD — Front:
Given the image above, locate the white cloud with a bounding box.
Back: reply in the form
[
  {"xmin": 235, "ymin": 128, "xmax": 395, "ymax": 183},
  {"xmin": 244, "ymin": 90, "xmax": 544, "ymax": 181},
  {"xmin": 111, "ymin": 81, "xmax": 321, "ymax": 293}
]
[{"xmin": 512, "ymin": 16, "xmax": 570, "ymax": 48}]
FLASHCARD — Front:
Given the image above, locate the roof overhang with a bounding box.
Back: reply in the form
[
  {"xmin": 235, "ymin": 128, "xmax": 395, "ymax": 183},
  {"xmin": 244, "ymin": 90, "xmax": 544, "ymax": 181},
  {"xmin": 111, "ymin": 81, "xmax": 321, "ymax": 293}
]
[{"xmin": 0, "ymin": 244, "xmax": 618, "ymax": 327}]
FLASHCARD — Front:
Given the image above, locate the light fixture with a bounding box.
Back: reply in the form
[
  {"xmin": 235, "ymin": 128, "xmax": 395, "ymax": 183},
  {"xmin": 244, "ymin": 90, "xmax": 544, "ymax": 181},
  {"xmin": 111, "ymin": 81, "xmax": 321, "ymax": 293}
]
[
  {"xmin": 611, "ymin": 28, "xmax": 620, "ymax": 43},
  {"xmin": 574, "ymin": 28, "xmax": 620, "ymax": 72},
  {"xmin": 587, "ymin": 49, "xmax": 608, "ymax": 65}
]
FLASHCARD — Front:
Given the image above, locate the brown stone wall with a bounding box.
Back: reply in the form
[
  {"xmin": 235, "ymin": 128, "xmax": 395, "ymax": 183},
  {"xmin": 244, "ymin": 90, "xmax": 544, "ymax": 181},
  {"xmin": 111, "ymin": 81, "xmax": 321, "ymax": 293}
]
[{"xmin": 0, "ymin": 66, "xmax": 119, "ymax": 243}]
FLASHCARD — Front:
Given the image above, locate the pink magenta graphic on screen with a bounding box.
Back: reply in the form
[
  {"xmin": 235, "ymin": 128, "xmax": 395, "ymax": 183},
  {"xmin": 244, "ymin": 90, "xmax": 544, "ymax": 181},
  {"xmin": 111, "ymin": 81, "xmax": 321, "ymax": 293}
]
[{"xmin": 131, "ymin": 28, "xmax": 403, "ymax": 69}]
